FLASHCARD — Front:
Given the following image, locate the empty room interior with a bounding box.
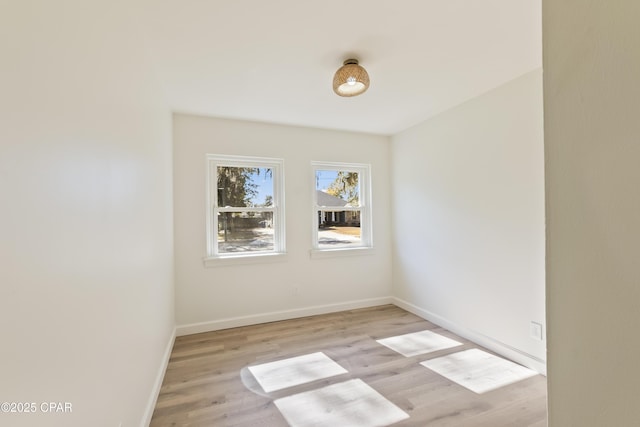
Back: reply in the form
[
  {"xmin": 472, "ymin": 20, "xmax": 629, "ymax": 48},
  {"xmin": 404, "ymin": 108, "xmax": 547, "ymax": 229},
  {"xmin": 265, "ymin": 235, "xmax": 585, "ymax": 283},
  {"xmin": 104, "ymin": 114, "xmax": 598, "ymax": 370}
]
[{"xmin": 2, "ymin": 1, "xmax": 639, "ymax": 426}]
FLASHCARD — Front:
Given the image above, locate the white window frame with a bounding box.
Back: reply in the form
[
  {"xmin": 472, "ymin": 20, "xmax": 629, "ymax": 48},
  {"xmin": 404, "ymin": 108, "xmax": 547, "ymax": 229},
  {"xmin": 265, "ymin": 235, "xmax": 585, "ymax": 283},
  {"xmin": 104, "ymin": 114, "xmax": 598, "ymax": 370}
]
[
  {"xmin": 311, "ymin": 161, "xmax": 373, "ymax": 257},
  {"xmin": 205, "ymin": 154, "xmax": 285, "ymax": 266}
]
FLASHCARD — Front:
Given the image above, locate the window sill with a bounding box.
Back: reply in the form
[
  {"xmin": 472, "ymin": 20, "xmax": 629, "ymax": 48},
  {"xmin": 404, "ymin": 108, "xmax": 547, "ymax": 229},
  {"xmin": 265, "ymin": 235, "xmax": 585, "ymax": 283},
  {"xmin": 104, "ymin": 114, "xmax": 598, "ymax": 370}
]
[
  {"xmin": 203, "ymin": 252, "xmax": 288, "ymax": 267},
  {"xmin": 309, "ymin": 247, "xmax": 374, "ymax": 259}
]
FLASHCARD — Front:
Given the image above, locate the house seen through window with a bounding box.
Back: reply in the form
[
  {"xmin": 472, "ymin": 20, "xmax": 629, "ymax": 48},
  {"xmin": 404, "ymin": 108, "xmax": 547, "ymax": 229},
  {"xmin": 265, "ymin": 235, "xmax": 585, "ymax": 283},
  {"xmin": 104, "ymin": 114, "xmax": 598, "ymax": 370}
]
[{"xmin": 313, "ymin": 162, "xmax": 372, "ymax": 250}]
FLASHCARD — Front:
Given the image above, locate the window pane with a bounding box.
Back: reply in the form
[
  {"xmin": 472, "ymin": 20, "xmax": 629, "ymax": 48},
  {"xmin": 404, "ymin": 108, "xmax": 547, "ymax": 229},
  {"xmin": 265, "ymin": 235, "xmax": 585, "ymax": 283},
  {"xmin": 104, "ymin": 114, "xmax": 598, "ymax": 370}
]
[
  {"xmin": 217, "ymin": 211, "xmax": 274, "ymax": 253},
  {"xmin": 312, "ymin": 162, "xmax": 370, "ymax": 252},
  {"xmin": 217, "ymin": 167, "xmax": 273, "ymax": 207},
  {"xmin": 315, "ymin": 170, "xmax": 360, "ymax": 207},
  {"xmin": 317, "ymin": 209, "xmax": 361, "ymax": 249}
]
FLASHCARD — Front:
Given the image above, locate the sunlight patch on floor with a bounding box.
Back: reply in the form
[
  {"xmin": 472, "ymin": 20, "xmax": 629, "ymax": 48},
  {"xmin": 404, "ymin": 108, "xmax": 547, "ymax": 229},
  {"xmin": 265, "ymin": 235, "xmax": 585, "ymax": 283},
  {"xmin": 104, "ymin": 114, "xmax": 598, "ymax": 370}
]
[
  {"xmin": 274, "ymin": 379, "xmax": 410, "ymax": 427},
  {"xmin": 248, "ymin": 352, "xmax": 348, "ymax": 393},
  {"xmin": 421, "ymin": 348, "xmax": 537, "ymax": 394},
  {"xmin": 376, "ymin": 330, "xmax": 463, "ymax": 357}
]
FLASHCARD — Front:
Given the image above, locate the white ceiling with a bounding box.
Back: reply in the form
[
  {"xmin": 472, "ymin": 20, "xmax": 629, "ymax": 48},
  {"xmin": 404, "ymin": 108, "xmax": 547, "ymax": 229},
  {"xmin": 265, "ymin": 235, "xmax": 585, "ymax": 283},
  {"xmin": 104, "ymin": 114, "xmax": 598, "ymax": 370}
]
[{"xmin": 140, "ymin": 0, "xmax": 541, "ymax": 135}]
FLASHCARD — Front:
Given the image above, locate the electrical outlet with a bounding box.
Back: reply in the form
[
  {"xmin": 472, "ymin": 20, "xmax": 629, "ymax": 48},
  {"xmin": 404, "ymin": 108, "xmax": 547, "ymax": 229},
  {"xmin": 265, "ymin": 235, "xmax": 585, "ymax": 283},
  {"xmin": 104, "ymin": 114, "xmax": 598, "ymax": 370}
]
[{"xmin": 530, "ymin": 321, "xmax": 543, "ymax": 341}]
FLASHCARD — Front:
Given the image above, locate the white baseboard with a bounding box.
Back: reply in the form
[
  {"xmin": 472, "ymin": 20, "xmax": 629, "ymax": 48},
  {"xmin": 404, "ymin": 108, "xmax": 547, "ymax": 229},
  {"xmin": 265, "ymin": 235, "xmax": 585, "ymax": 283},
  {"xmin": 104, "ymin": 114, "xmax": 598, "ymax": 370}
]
[
  {"xmin": 392, "ymin": 297, "xmax": 547, "ymax": 375},
  {"xmin": 142, "ymin": 327, "xmax": 176, "ymax": 427},
  {"xmin": 176, "ymin": 297, "xmax": 394, "ymax": 336}
]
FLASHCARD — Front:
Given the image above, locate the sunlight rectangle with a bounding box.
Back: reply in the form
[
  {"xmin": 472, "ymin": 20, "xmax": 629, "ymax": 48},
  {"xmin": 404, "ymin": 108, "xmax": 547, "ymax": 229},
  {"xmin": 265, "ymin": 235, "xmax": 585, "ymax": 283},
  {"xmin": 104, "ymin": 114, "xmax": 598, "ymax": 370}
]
[
  {"xmin": 376, "ymin": 330, "xmax": 463, "ymax": 357},
  {"xmin": 274, "ymin": 379, "xmax": 409, "ymax": 427},
  {"xmin": 420, "ymin": 348, "xmax": 538, "ymax": 394},
  {"xmin": 248, "ymin": 352, "xmax": 347, "ymax": 393}
]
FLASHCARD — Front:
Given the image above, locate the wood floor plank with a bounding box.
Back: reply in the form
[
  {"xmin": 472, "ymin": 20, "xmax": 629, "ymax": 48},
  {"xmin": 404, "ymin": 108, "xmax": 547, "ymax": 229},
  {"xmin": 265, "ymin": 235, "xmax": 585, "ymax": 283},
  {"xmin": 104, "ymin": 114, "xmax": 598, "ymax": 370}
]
[{"xmin": 151, "ymin": 305, "xmax": 547, "ymax": 427}]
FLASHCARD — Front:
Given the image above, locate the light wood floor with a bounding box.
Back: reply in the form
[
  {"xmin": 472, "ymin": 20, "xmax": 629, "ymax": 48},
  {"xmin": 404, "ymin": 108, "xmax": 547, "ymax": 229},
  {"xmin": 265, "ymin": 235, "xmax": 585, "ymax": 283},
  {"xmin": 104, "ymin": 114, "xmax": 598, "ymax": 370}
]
[{"xmin": 151, "ymin": 305, "xmax": 547, "ymax": 426}]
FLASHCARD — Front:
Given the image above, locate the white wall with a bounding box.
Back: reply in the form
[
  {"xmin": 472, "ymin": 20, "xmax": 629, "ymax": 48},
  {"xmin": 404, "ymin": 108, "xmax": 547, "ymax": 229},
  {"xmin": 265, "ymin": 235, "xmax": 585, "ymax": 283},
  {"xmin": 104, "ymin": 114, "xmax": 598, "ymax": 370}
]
[
  {"xmin": 391, "ymin": 70, "xmax": 546, "ymax": 370},
  {"xmin": 173, "ymin": 114, "xmax": 391, "ymax": 331},
  {"xmin": 544, "ymin": 2, "xmax": 640, "ymax": 425},
  {"xmin": 0, "ymin": 2, "xmax": 174, "ymax": 426}
]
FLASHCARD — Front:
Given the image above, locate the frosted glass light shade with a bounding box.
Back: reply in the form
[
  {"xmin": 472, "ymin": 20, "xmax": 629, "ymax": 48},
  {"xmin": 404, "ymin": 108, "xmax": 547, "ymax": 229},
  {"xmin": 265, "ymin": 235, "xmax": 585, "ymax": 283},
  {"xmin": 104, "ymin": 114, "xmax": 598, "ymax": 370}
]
[{"xmin": 333, "ymin": 59, "xmax": 370, "ymax": 97}]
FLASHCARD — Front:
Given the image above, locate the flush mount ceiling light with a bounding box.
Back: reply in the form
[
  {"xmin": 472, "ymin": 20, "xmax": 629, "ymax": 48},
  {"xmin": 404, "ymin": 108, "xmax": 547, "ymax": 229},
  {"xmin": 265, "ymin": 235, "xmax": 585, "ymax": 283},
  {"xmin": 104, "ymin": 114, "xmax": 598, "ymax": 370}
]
[{"xmin": 333, "ymin": 59, "xmax": 370, "ymax": 97}]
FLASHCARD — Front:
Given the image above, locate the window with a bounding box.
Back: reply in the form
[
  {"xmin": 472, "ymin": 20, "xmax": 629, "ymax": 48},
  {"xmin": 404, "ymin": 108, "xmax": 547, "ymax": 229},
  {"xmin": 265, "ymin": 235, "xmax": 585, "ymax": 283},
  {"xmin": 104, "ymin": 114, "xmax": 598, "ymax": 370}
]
[
  {"xmin": 206, "ymin": 155, "xmax": 285, "ymax": 261},
  {"xmin": 312, "ymin": 162, "xmax": 372, "ymax": 251}
]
